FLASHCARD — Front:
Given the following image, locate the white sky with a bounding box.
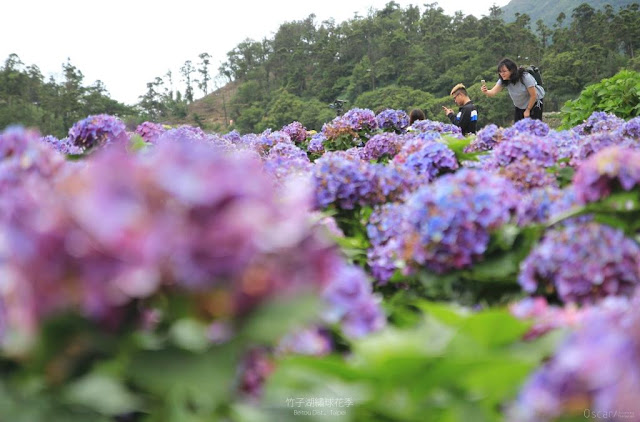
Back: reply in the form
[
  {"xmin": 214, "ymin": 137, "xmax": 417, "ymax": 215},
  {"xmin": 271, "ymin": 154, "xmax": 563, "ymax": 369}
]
[{"xmin": 1, "ymin": 0, "xmax": 509, "ymax": 105}]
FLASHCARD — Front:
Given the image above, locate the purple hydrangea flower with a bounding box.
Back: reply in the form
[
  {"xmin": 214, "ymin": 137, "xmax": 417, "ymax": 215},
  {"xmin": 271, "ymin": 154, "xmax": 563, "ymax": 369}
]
[
  {"xmin": 485, "ymin": 133, "xmax": 558, "ymax": 169},
  {"xmin": 518, "ymin": 222, "xmax": 640, "ymax": 304},
  {"xmin": 361, "ymin": 132, "xmax": 405, "ymax": 161},
  {"xmin": 321, "ymin": 264, "xmax": 386, "ymax": 338},
  {"xmin": 312, "ymin": 152, "xmax": 375, "ymax": 210},
  {"xmin": 375, "ymin": 109, "xmax": 410, "ymax": 133},
  {"xmin": 1, "ymin": 127, "xmax": 67, "ymax": 191},
  {"xmin": 263, "ymin": 142, "xmax": 312, "ymax": 182},
  {"xmin": 322, "ymin": 108, "xmax": 378, "ymax": 142},
  {"xmin": 618, "ymin": 116, "xmax": 640, "ymax": 139},
  {"xmin": 503, "ymin": 117, "xmax": 550, "ymax": 138},
  {"xmin": 366, "ymin": 203, "xmax": 406, "ymax": 283},
  {"xmin": 398, "ymin": 169, "xmax": 519, "ymax": 273},
  {"xmin": 409, "ymin": 119, "xmax": 462, "ymax": 135},
  {"xmin": 498, "ymin": 158, "xmax": 558, "ymax": 192},
  {"xmin": 135, "ymin": 121, "xmax": 166, "ymax": 144},
  {"xmin": 392, "ymin": 135, "xmax": 459, "ymax": 183},
  {"xmin": 67, "ymin": 114, "xmax": 129, "ymax": 150},
  {"xmin": 573, "ymin": 145, "xmax": 640, "ymax": 204},
  {"xmin": 281, "ymin": 121, "xmax": 308, "ymax": 143},
  {"xmin": 307, "ymin": 133, "xmax": 326, "ymax": 155},
  {"xmin": 516, "ymin": 186, "xmax": 565, "ymax": 225},
  {"xmin": 39, "ymin": 134, "xmax": 84, "ymax": 155},
  {"xmin": 569, "ymin": 131, "xmax": 638, "ymax": 166},
  {"xmin": 509, "ymin": 294, "xmax": 640, "ymax": 421},
  {"xmin": 464, "ymin": 124, "xmax": 501, "ymax": 153},
  {"xmin": 572, "ymin": 111, "xmax": 625, "ymax": 135},
  {"xmin": 276, "ymin": 326, "xmax": 332, "ymax": 356}
]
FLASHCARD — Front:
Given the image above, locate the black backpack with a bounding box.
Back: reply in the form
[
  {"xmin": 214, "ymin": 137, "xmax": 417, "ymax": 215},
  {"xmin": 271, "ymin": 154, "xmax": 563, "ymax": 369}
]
[{"xmin": 523, "ymin": 65, "xmax": 543, "ymax": 86}]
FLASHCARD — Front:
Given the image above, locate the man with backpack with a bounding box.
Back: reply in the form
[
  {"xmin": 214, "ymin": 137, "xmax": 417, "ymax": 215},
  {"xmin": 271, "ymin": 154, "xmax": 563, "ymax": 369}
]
[{"xmin": 481, "ymin": 58, "xmax": 545, "ymax": 122}]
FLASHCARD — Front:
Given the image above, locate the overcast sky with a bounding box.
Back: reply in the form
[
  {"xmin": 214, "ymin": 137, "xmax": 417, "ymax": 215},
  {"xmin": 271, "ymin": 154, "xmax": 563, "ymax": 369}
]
[{"xmin": 2, "ymin": 0, "xmax": 509, "ymax": 105}]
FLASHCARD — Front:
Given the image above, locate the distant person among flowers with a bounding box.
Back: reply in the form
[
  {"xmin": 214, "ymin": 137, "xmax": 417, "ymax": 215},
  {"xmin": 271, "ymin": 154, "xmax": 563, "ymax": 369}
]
[
  {"xmin": 481, "ymin": 57, "xmax": 544, "ymax": 122},
  {"xmin": 409, "ymin": 108, "xmax": 426, "ymax": 125},
  {"xmin": 442, "ymin": 84, "xmax": 478, "ymax": 135}
]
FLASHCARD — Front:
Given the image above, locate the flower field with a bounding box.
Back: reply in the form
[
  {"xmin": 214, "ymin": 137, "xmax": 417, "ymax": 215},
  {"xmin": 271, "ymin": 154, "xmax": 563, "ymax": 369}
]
[{"xmin": 1, "ymin": 109, "xmax": 640, "ymax": 421}]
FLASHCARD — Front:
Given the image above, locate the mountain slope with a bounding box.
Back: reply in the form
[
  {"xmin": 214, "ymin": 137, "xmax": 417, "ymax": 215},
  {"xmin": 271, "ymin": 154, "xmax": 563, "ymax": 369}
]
[{"xmin": 501, "ymin": 0, "xmax": 638, "ymax": 26}]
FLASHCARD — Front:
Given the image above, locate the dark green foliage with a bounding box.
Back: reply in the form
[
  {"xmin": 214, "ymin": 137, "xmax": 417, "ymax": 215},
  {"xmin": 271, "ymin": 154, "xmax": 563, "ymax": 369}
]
[
  {"xmin": 0, "ymin": 54, "xmax": 136, "ymax": 137},
  {"xmin": 561, "ymin": 69, "xmax": 640, "ymax": 128},
  {"xmin": 214, "ymin": 2, "xmax": 638, "ymax": 133},
  {"xmin": 501, "ymin": 0, "xmax": 638, "ymax": 27}
]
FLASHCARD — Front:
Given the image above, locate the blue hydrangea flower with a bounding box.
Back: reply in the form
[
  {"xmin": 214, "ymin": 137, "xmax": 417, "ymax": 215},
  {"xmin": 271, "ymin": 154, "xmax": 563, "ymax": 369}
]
[
  {"xmin": 375, "ymin": 109, "xmax": 410, "ymax": 133},
  {"xmin": 398, "ymin": 169, "xmax": 519, "ymax": 273},
  {"xmin": 572, "ymin": 111, "xmax": 625, "ymax": 135},
  {"xmin": 503, "ymin": 118, "xmax": 550, "ymax": 138}
]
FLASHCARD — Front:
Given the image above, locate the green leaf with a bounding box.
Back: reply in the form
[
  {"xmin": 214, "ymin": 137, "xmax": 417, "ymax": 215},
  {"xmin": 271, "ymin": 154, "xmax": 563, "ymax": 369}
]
[
  {"xmin": 241, "ymin": 293, "xmax": 321, "ymax": 344},
  {"xmin": 169, "ymin": 318, "xmax": 210, "ymax": 352},
  {"xmin": 63, "ymin": 373, "xmax": 142, "ymax": 416}
]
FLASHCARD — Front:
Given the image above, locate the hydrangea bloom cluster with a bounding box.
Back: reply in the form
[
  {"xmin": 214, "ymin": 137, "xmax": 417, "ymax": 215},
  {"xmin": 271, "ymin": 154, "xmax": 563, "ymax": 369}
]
[
  {"xmin": 509, "ymin": 296, "xmax": 584, "ymax": 340},
  {"xmin": 572, "ymin": 111, "xmax": 625, "ymax": 135},
  {"xmin": 464, "ymin": 124, "xmax": 500, "ymax": 153},
  {"xmin": 547, "ymin": 129, "xmax": 582, "ymax": 160},
  {"xmin": 253, "ymin": 130, "xmax": 293, "ymax": 155},
  {"xmin": 67, "ymin": 114, "xmax": 129, "ymax": 150},
  {"xmin": 518, "ymin": 221, "xmax": 640, "ymax": 304},
  {"xmin": 222, "ymin": 129, "xmax": 243, "ymax": 144},
  {"xmin": 369, "ymin": 163, "xmax": 419, "ymax": 203},
  {"xmin": 618, "ymin": 116, "xmax": 640, "ymax": 139},
  {"xmin": 485, "ymin": 133, "xmax": 558, "ymax": 169},
  {"xmin": 263, "ymin": 142, "xmax": 312, "ymax": 182},
  {"xmin": 509, "ymin": 294, "xmax": 640, "ymax": 421},
  {"xmin": 312, "ymin": 152, "xmax": 375, "ymax": 210},
  {"xmin": 361, "ymin": 132, "xmax": 405, "ymax": 161},
  {"xmin": 307, "ymin": 133, "xmax": 326, "ymax": 155},
  {"xmin": 573, "ymin": 145, "xmax": 640, "ymax": 204},
  {"xmin": 321, "ymin": 265, "xmax": 386, "ymax": 338},
  {"xmin": 0, "ymin": 135, "xmax": 360, "ymax": 349},
  {"xmin": 1, "ymin": 127, "xmax": 67, "ymax": 192},
  {"xmin": 366, "ymin": 203, "xmax": 406, "ymax": 283},
  {"xmin": 569, "ymin": 131, "xmax": 637, "ymax": 166},
  {"xmin": 276, "ymin": 326, "xmax": 332, "ymax": 356},
  {"xmin": 39, "ymin": 134, "xmax": 84, "ymax": 155},
  {"xmin": 502, "ymin": 117, "xmax": 550, "ymax": 138},
  {"xmin": 398, "ymin": 169, "xmax": 519, "ymax": 273},
  {"xmin": 237, "ymin": 347, "xmax": 275, "ymax": 401},
  {"xmin": 515, "ymin": 186, "xmax": 565, "ymax": 226},
  {"xmin": 498, "ymin": 158, "xmax": 558, "ymax": 191},
  {"xmin": 375, "ymin": 109, "xmax": 409, "ymax": 133},
  {"xmin": 281, "ymin": 121, "xmax": 308, "ymax": 143},
  {"xmin": 392, "ymin": 135, "xmax": 459, "ymax": 183},
  {"xmin": 321, "ymin": 108, "xmax": 378, "ymax": 141},
  {"xmin": 408, "ymin": 119, "xmax": 462, "ymax": 135},
  {"xmin": 135, "ymin": 121, "xmax": 166, "ymax": 144}
]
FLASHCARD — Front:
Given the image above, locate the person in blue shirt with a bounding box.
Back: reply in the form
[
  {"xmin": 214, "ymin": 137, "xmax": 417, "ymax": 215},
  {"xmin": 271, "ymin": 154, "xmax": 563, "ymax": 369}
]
[{"xmin": 442, "ymin": 83, "xmax": 478, "ymax": 135}]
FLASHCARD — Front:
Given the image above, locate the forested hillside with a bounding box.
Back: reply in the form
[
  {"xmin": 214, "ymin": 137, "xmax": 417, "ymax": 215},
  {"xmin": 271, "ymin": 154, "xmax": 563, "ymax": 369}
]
[
  {"xmin": 203, "ymin": 2, "xmax": 638, "ymax": 133},
  {"xmin": 502, "ymin": 0, "xmax": 639, "ymax": 27},
  {"xmin": 0, "ymin": 55, "xmax": 135, "ymax": 138},
  {"xmin": 1, "ymin": 2, "xmax": 639, "ymax": 136}
]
